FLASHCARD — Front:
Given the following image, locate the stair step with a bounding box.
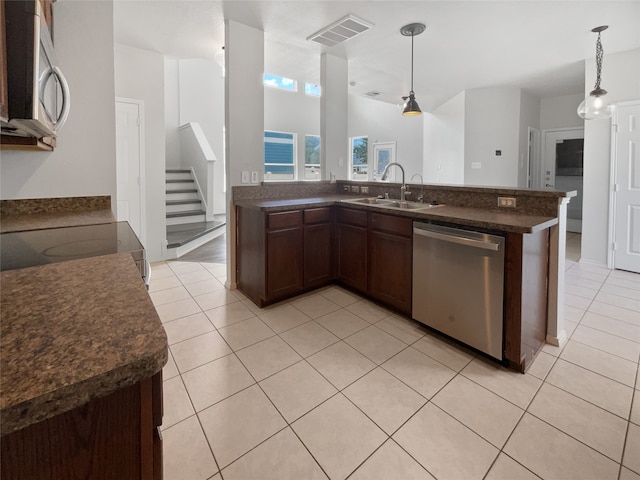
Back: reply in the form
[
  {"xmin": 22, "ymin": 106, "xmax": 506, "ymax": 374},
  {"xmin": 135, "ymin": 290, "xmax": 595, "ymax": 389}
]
[
  {"xmin": 166, "ymin": 169, "xmax": 190, "ymax": 173},
  {"xmin": 166, "ymin": 199, "xmax": 202, "ymax": 206},
  {"xmin": 166, "ymin": 179, "xmax": 194, "ymax": 184},
  {"xmin": 166, "ymin": 189, "xmax": 198, "ymax": 194},
  {"xmin": 166, "ymin": 210, "xmax": 206, "ymax": 218}
]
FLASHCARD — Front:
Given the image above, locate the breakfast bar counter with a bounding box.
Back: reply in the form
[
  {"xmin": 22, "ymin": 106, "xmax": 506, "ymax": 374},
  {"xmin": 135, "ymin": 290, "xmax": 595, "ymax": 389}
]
[{"xmin": 0, "ymin": 253, "xmax": 167, "ymax": 436}]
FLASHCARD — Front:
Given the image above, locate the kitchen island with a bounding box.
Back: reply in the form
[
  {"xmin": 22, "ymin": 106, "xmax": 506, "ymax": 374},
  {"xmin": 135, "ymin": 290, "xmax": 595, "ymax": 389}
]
[
  {"xmin": 0, "ymin": 253, "xmax": 167, "ymax": 479},
  {"xmin": 233, "ymin": 181, "xmax": 575, "ymax": 373}
]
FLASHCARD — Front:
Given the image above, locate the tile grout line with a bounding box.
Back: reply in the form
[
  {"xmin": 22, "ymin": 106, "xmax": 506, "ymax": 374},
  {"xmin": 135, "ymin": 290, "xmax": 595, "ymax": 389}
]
[{"xmin": 155, "ymin": 257, "xmax": 636, "ymax": 479}]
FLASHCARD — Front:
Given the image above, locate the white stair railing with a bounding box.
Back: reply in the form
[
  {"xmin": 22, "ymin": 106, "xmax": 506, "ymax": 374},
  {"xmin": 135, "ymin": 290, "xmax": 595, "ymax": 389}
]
[{"xmin": 178, "ymin": 122, "xmax": 217, "ymax": 221}]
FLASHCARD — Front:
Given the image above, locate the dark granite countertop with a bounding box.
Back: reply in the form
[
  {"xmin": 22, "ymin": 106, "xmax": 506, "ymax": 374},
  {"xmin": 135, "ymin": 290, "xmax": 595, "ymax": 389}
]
[
  {"xmin": 0, "ymin": 209, "xmax": 115, "ymax": 233},
  {"xmin": 0, "ymin": 253, "xmax": 168, "ymax": 436},
  {"xmin": 234, "ymin": 195, "xmax": 558, "ymax": 233}
]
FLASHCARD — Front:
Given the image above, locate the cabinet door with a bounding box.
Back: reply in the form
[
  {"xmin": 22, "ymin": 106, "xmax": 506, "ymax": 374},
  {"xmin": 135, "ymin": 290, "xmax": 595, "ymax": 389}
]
[
  {"xmin": 369, "ymin": 230, "xmax": 412, "ymax": 314},
  {"xmin": 336, "ymin": 223, "xmax": 368, "ymax": 293},
  {"xmin": 266, "ymin": 227, "xmax": 303, "ymax": 300},
  {"xmin": 304, "ymin": 222, "xmax": 333, "ymax": 288}
]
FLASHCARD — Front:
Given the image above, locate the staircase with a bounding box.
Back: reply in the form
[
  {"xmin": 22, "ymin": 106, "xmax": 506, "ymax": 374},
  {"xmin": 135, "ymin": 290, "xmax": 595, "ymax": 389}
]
[
  {"xmin": 165, "ymin": 169, "xmax": 206, "ymax": 225},
  {"xmin": 165, "ymin": 169, "xmax": 226, "ymax": 258}
]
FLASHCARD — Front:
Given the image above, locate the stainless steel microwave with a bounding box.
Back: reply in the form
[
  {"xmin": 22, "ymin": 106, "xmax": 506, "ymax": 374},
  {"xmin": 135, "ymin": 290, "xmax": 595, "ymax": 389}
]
[{"xmin": 2, "ymin": 1, "xmax": 70, "ymax": 139}]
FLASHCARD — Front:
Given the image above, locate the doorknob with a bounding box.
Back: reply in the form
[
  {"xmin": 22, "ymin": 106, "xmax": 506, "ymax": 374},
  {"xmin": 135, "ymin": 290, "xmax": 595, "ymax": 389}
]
[{"xmin": 545, "ymin": 184, "xmax": 554, "ymax": 188}]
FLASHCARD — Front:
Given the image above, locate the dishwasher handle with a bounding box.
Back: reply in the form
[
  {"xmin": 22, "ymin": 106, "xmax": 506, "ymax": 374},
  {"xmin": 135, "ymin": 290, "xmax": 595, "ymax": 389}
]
[{"xmin": 413, "ymin": 227, "xmax": 501, "ymax": 251}]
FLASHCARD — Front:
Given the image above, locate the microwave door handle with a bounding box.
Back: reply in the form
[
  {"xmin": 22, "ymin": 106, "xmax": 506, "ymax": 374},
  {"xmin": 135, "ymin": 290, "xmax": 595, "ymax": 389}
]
[{"xmin": 52, "ymin": 66, "xmax": 71, "ymax": 130}]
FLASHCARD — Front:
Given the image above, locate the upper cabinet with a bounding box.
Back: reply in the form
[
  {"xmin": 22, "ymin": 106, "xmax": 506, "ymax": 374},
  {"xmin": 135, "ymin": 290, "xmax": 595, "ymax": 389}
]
[
  {"xmin": 1, "ymin": 0, "xmax": 66, "ymax": 151},
  {"xmin": 0, "ymin": 0, "xmax": 8, "ymax": 123}
]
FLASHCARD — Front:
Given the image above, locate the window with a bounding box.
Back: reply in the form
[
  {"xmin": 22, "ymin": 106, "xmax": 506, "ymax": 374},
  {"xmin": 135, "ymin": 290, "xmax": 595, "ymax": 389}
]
[
  {"xmin": 305, "ymin": 83, "xmax": 321, "ymax": 96},
  {"xmin": 304, "ymin": 135, "xmax": 321, "ymax": 180},
  {"xmin": 350, "ymin": 136, "xmax": 368, "ymax": 180},
  {"xmin": 263, "ymin": 73, "xmax": 297, "ymax": 92},
  {"xmin": 264, "ymin": 131, "xmax": 296, "ymax": 181}
]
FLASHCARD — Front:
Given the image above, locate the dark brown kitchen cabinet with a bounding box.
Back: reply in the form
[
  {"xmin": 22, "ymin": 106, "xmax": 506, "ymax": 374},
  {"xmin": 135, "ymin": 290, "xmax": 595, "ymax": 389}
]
[
  {"xmin": 237, "ymin": 206, "xmax": 332, "ymax": 306},
  {"xmin": 0, "ymin": 372, "xmax": 163, "ymax": 480},
  {"xmin": 503, "ymin": 229, "xmax": 550, "ymax": 372},
  {"xmin": 303, "ymin": 207, "xmax": 333, "ymax": 288},
  {"xmin": 368, "ymin": 212, "xmax": 413, "ymax": 315},
  {"xmin": 336, "ymin": 207, "xmax": 368, "ymax": 293},
  {"xmin": 266, "ymin": 212, "xmax": 304, "ymax": 300},
  {"xmin": 0, "ymin": 0, "xmax": 8, "ymax": 123}
]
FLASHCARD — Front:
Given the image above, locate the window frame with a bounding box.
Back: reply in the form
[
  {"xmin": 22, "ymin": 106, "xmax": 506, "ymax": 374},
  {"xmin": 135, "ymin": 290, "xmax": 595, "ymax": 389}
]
[
  {"xmin": 349, "ymin": 135, "xmax": 369, "ymax": 181},
  {"xmin": 264, "ymin": 130, "xmax": 297, "ymax": 182},
  {"xmin": 303, "ymin": 134, "xmax": 321, "ymax": 181},
  {"xmin": 263, "ymin": 73, "xmax": 298, "ymax": 92}
]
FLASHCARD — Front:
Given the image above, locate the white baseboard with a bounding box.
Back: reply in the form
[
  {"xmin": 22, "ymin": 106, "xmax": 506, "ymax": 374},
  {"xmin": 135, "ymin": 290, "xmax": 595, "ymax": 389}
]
[
  {"xmin": 546, "ymin": 329, "xmax": 568, "ymax": 348},
  {"xmin": 578, "ymin": 258, "xmax": 611, "ymax": 269}
]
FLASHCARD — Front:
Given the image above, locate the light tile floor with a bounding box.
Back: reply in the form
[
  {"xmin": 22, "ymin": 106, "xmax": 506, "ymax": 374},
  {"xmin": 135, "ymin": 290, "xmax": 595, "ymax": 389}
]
[{"xmin": 150, "ymin": 244, "xmax": 640, "ymax": 480}]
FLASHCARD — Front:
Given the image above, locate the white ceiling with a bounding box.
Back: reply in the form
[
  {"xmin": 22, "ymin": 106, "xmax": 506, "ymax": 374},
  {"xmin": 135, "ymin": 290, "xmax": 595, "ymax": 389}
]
[{"xmin": 113, "ymin": 0, "xmax": 640, "ymax": 111}]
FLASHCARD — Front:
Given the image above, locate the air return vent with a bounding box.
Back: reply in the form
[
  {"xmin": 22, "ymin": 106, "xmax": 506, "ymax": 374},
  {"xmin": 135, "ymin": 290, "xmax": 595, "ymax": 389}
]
[
  {"xmin": 307, "ymin": 15, "xmax": 373, "ymax": 47},
  {"xmin": 364, "ymin": 91, "xmax": 384, "ymax": 98}
]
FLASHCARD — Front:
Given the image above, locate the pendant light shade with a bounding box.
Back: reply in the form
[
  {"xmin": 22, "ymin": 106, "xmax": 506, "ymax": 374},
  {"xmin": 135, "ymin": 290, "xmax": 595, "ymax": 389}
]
[
  {"xmin": 578, "ymin": 26, "xmax": 614, "ymax": 120},
  {"xmin": 400, "ymin": 23, "xmax": 425, "ymax": 117}
]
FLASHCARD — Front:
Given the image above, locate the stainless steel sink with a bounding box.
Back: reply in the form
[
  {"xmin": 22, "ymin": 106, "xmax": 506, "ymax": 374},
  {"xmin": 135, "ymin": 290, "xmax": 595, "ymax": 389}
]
[{"xmin": 342, "ymin": 197, "xmax": 443, "ymax": 211}]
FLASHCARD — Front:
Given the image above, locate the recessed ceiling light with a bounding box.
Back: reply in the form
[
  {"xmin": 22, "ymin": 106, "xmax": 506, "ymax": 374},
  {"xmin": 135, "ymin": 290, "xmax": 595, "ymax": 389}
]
[{"xmin": 307, "ymin": 15, "xmax": 373, "ymax": 47}]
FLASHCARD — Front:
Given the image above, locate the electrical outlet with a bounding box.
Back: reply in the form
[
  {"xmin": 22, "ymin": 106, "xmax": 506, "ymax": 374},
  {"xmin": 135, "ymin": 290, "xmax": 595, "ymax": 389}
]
[
  {"xmin": 498, "ymin": 197, "xmax": 517, "ymax": 208},
  {"xmin": 251, "ymin": 171, "xmax": 258, "ymax": 183},
  {"xmin": 361, "ymin": 186, "xmax": 369, "ymax": 194},
  {"xmin": 343, "ymin": 185, "xmax": 350, "ymax": 192},
  {"xmin": 471, "ymin": 162, "xmax": 481, "ymax": 169},
  {"xmin": 351, "ymin": 185, "xmax": 360, "ymax": 193}
]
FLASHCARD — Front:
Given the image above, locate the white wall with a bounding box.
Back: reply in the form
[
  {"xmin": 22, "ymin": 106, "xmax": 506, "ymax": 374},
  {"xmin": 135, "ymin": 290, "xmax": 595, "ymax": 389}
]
[
  {"xmin": 464, "ymin": 87, "xmax": 521, "ymax": 187},
  {"xmin": 582, "ymin": 48, "xmax": 640, "ymax": 265},
  {"xmin": 423, "ymin": 91, "xmax": 465, "ymax": 184},
  {"xmin": 164, "ymin": 57, "xmax": 181, "ymax": 168},
  {"xmin": 0, "ymin": 1, "xmax": 116, "ymax": 202},
  {"xmin": 540, "ymin": 93, "xmax": 584, "ymax": 130},
  {"xmin": 177, "ymin": 59, "xmax": 225, "ymax": 214},
  {"xmin": 265, "ymin": 85, "xmax": 320, "ymax": 178},
  {"xmin": 518, "ymin": 91, "xmax": 541, "ymax": 187},
  {"xmin": 225, "ymin": 20, "xmax": 264, "ymax": 187},
  {"xmin": 348, "ymin": 95, "xmax": 424, "ymax": 182},
  {"xmin": 114, "ymin": 43, "xmax": 166, "ymax": 262},
  {"xmin": 321, "ymin": 53, "xmax": 348, "ymax": 180}
]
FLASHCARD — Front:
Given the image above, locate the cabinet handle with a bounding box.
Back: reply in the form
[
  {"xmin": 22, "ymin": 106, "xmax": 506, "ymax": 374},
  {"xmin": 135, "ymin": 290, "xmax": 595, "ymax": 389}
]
[{"xmin": 52, "ymin": 66, "xmax": 71, "ymax": 129}]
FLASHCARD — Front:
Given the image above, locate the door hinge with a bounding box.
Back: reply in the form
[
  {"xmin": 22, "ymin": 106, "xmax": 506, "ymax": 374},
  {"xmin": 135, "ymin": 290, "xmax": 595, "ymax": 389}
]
[
  {"xmin": 612, "ymin": 242, "xmax": 617, "ymax": 251},
  {"xmin": 614, "ymin": 183, "xmax": 620, "ymax": 192},
  {"xmin": 136, "ymin": 117, "xmax": 140, "ymax": 127}
]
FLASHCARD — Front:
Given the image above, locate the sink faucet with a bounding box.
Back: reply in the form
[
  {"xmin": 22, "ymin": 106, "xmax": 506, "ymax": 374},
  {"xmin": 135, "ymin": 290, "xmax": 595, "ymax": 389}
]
[
  {"xmin": 411, "ymin": 173, "xmax": 424, "ymax": 203},
  {"xmin": 381, "ymin": 162, "xmax": 408, "ymax": 201}
]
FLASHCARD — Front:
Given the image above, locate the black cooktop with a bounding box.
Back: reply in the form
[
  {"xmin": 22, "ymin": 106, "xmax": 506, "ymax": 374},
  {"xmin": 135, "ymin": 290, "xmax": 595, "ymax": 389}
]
[{"xmin": 0, "ymin": 222, "xmax": 144, "ymax": 271}]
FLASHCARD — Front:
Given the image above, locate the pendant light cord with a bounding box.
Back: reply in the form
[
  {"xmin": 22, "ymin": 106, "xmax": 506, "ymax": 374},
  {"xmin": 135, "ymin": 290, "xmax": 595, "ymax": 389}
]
[
  {"xmin": 594, "ymin": 31, "xmax": 603, "ymax": 90},
  {"xmin": 410, "ymin": 33, "xmax": 415, "ymax": 94}
]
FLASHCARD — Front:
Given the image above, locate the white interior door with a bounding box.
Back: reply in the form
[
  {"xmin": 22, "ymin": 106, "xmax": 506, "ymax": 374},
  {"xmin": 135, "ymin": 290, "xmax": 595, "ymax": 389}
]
[
  {"xmin": 612, "ymin": 101, "xmax": 640, "ymax": 273},
  {"xmin": 115, "ymin": 99, "xmax": 145, "ymax": 245}
]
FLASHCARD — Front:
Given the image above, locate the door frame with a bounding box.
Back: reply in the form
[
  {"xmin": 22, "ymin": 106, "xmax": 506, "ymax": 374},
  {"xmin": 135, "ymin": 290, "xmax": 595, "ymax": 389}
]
[
  {"xmin": 527, "ymin": 127, "xmax": 541, "ymax": 188},
  {"xmin": 115, "ymin": 97, "xmax": 146, "ymax": 246},
  {"xmin": 607, "ymin": 99, "xmax": 640, "ymax": 269},
  {"xmin": 540, "ymin": 127, "xmax": 584, "ymax": 189}
]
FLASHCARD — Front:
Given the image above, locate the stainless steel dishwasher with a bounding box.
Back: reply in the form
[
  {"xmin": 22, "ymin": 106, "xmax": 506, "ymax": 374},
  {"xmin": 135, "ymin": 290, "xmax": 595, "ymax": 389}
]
[{"xmin": 412, "ymin": 222, "xmax": 505, "ymax": 360}]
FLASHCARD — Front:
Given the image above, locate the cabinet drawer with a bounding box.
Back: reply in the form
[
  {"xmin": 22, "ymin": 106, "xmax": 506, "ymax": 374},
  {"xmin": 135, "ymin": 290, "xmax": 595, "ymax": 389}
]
[
  {"xmin": 370, "ymin": 212, "xmax": 413, "ymax": 237},
  {"xmin": 304, "ymin": 207, "xmax": 331, "ymax": 224},
  {"xmin": 337, "ymin": 207, "xmax": 368, "ymax": 227},
  {"xmin": 267, "ymin": 210, "xmax": 302, "ymax": 230}
]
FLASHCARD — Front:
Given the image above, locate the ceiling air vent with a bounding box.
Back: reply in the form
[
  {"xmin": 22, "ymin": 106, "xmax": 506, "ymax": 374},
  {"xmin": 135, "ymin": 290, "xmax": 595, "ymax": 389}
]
[
  {"xmin": 364, "ymin": 91, "xmax": 384, "ymax": 98},
  {"xmin": 307, "ymin": 15, "xmax": 373, "ymax": 47}
]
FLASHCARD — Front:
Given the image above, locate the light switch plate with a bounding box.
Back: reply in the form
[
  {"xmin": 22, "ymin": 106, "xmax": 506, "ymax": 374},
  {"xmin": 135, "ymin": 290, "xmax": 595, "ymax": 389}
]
[
  {"xmin": 241, "ymin": 171, "xmax": 249, "ymax": 184},
  {"xmin": 361, "ymin": 186, "xmax": 369, "ymax": 194},
  {"xmin": 471, "ymin": 162, "xmax": 481, "ymax": 169}
]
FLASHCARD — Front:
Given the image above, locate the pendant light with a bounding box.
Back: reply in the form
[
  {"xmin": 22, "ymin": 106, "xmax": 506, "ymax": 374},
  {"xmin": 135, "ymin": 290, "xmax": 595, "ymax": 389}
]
[
  {"xmin": 400, "ymin": 23, "xmax": 426, "ymax": 116},
  {"xmin": 577, "ymin": 26, "xmax": 614, "ymax": 120}
]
